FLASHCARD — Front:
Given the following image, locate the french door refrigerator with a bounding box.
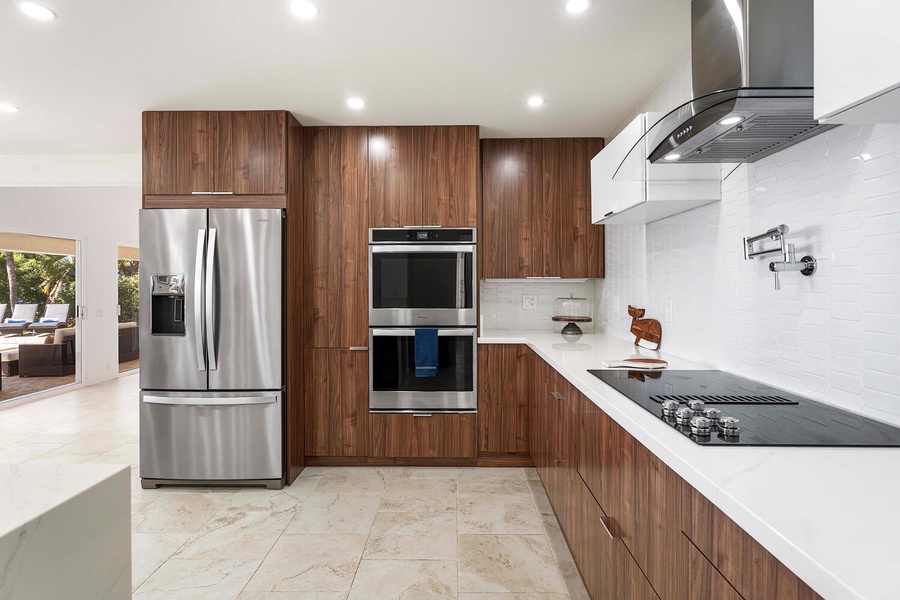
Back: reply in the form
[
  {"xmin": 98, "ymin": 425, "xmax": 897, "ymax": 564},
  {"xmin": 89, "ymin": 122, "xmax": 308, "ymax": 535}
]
[{"xmin": 139, "ymin": 208, "xmax": 285, "ymax": 489}]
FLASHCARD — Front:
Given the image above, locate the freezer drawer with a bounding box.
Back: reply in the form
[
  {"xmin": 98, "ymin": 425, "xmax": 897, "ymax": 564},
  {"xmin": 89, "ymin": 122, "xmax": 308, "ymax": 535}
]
[{"xmin": 140, "ymin": 390, "xmax": 283, "ymax": 482}]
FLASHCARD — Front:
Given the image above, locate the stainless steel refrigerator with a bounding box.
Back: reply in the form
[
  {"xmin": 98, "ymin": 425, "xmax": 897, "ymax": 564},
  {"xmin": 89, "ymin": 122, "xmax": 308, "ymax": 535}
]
[{"xmin": 139, "ymin": 208, "xmax": 284, "ymax": 489}]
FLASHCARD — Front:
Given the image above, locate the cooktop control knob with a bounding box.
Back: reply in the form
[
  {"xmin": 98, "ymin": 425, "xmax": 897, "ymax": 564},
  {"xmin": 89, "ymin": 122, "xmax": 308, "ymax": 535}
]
[
  {"xmin": 690, "ymin": 416, "xmax": 712, "ymax": 436},
  {"xmin": 661, "ymin": 399, "xmax": 680, "ymax": 417},
  {"xmin": 719, "ymin": 416, "xmax": 741, "ymax": 437},
  {"xmin": 675, "ymin": 407, "xmax": 695, "ymax": 426},
  {"xmin": 701, "ymin": 407, "xmax": 722, "ymax": 424},
  {"xmin": 686, "ymin": 399, "xmax": 705, "ymax": 411}
]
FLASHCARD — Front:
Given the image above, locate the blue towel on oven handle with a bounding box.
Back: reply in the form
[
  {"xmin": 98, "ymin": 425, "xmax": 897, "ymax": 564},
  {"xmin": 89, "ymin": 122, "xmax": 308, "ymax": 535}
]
[{"xmin": 414, "ymin": 328, "xmax": 439, "ymax": 378}]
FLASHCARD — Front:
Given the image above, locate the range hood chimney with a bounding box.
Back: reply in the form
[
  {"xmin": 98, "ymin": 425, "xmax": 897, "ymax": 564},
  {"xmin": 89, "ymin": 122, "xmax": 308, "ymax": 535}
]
[{"xmin": 645, "ymin": 0, "xmax": 833, "ymax": 164}]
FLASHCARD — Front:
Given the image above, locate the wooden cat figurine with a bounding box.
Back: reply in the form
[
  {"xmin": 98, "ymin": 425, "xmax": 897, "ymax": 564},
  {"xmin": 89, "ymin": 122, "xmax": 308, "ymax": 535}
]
[{"xmin": 628, "ymin": 305, "xmax": 662, "ymax": 350}]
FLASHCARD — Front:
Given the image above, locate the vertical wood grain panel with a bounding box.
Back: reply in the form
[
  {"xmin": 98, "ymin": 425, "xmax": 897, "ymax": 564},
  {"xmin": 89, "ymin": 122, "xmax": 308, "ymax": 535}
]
[
  {"xmin": 477, "ymin": 344, "xmax": 530, "ymax": 453},
  {"xmin": 284, "ymin": 113, "xmax": 305, "ymax": 483},
  {"xmin": 302, "ymin": 127, "xmax": 369, "ymax": 348},
  {"xmin": 233, "ymin": 111, "xmax": 286, "ymax": 194},
  {"xmin": 210, "ymin": 111, "xmax": 233, "ymax": 193},
  {"xmin": 303, "ymin": 348, "xmax": 369, "ymax": 457},
  {"xmin": 421, "ymin": 125, "xmax": 479, "ymax": 227},
  {"xmin": 142, "ymin": 111, "xmax": 193, "ymax": 195},
  {"xmin": 368, "ymin": 126, "xmax": 423, "ymax": 227},
  {"xmin": 539, "ymin": 138, "xmax": 562, "ymax": 277},
  {"xmin": 189, "ymin": 112, "xmax": 212, "ymax": 193}
]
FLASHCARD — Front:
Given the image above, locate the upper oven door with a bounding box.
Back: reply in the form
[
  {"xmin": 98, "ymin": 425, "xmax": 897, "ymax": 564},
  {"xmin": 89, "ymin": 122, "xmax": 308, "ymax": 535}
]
[{"xmin": 369, "ymin": 244, "xmax": 476, "ymax": 327}]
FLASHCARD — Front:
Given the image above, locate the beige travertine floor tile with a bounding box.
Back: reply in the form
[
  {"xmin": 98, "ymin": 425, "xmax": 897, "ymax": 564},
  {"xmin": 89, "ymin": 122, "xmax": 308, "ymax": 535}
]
[
  {"xmin": 132, "ymin": 532, "xmax": 191, "ymax": 590},
  {"xmin": 527, "ymin": 480, "xmax": 554, "ymax": 516},
  {"xmin": 0, "ymin": 441, "xmax": 66, "ymax": 462},
  {"xmin": 459, "ymin": 534, "xmax": 567, "ymax": 594},
  {"xmin": 523, "ymin": 468, "xmax": 542, "ymax": 481},
  {"xmin": 558, "ymin": 560, "xmax": 590, "ymax": 600},
  {"xmin": 458, "ymin": 492, "xmax": 544, "ymax": 534},
  {"xmin": 539, "ymin": 514, "xmax": 574, "ymax": 563},
  {"xmin": 364, "ymin": 512, "xmax": 457, "ymax": 560},
  {"xmin": 348, "ymin": 559, "xmax": 457, "ymax": 600},
  {"xmin": 132, "ymin": 492, "xmax": 236, "ymax": 533},
  {"xmin": 175, "ymin": 492, "xmax": 298, "ymax": 559},
  {"xmin": 391, "ymin": 466, "xmax": 460, "ymax": 479},
  {"xmin": 133, "ymin": 557, "xmax": 260, "ymax": 599},
  {"xmin": 379, "ymin": 478, "xmax": 457, "ymax": 512},
  {"xmin": 89, "ymin": 442, "xmax": 140, "ymax": 465},
  {"xmin": 314, "ymin": 467, "xmax": 391, "ymax": 494},
  {"xmin": 297, "ymin": 466, "xmax": 329, "ymax": 478},
  {"xmin": 458, "ymin": 468, "xmax": 529, "ymax": 495},
  {"xmin": 0, "ymin": 433, "xmax": 33, "ymax": 448},
  {"xmin": 244, "ymin": 533, "xmax": 367, "ymax": 593},
  {"xmin": 281, "ymin": 475, "xmax": 322, "ymax": 499},
  {"xmin": 239, "ymin": 593, "xmax": 347, "ymax": 599},
  {"xmin": 285, "ymin": 493, "xmax": 380, "ymax": 534}
]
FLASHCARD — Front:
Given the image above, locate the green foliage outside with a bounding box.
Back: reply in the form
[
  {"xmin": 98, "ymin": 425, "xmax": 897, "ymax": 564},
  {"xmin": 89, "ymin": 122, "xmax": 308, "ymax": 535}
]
[
  {"xmin": 0, "ymin": 251, "xmax": 76, "ymax": 319},
  {"xmin": 118, "ymin": 259, "xmax": 140, "ymax": 324}
]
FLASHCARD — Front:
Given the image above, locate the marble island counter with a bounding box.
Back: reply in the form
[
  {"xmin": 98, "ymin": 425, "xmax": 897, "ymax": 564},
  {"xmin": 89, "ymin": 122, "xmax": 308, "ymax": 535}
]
[
  {"xmin": 0, "ymin": 463, "xmax": 131, "ymax": 600},
  {"xmin": 479, "ymin": 330, "xmax": 900, "ymax": 600}
]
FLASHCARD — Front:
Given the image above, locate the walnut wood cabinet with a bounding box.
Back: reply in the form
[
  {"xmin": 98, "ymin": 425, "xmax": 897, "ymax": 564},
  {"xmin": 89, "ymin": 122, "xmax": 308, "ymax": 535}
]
[
  {"xmin": 142, "ymin": 110, "xmax": 288, "ymax": 206},
  {"xmin": 301, "ymin": 126, "xmax": 369, "ymax": 348},
  {"xmin": 303, "ymin": 348, "xmax": 369, "ymax": 457},
  {"xmin": 517, "ymin": 347, "xmax": 826, "ymax": 600},
  {"xmin": 370, "ymin": 413, "xmax": 477, "ymax": 458},
  {"xmin": 368, "ymin": 126, "xmax": 479, "ymax": 227},
  {"xmin": 480, "ymin": 138, "xmax": 605, "ymax": 279},
  {"xmin": 477, "ymin": 344, "xmax": 530, "ymax": 455}
]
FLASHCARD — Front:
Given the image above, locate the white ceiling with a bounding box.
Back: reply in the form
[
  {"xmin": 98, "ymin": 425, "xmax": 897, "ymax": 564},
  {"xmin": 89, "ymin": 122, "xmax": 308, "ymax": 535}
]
[{"xmin": 0, "ymin": 0, "xmax": 690, "ymax": 154}]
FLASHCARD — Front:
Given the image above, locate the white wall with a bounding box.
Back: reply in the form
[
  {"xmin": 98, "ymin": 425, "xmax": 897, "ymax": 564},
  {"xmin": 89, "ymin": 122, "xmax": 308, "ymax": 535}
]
[
  {"xmin": 0, "ymin": 186, "xmax": 141, "ymax": 386},
  {"xmin": 0, "ymin": 154, "xmax": 141, "ymax": 187},
  {"xmin": 480, "ymin": 280, "xmax": 597, "ymax": 333},
  {"xmin": 596, "ymin": 123, "xmax": 900, "ymax": 427}
]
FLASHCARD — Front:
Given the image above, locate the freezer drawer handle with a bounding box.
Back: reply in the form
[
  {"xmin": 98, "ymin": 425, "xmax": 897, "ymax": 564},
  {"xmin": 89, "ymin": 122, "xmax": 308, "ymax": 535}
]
[
  {"xmin": 142, "ymin": 395, "xmax": 277, "ymax": 406},
  {"xmin": 194, "ymin": 229, "xmax": 206, "ymax": 372}
]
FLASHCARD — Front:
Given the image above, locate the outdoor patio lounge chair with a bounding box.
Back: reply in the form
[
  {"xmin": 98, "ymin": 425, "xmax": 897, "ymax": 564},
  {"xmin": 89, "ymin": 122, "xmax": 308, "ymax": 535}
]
[
  {"xmin": 0, "ymin": 304, "xmax": 39, "ymax": 336},
  {"xmin": 19, "ymin": 327, "xmax": 76, "ymax": 377},
  {"xmin": 28, "ymin": 303, "xmax": 70, "ymax": 335},
  {"xmin": 0, "ymin": 304, "xmax": 6, "ymax": 323}
]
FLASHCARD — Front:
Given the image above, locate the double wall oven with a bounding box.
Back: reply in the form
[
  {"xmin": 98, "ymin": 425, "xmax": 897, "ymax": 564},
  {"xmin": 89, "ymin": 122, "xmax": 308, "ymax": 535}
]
[{"xmin": 368, "ymin": 228, "xmax": 477, "ymax": 412}]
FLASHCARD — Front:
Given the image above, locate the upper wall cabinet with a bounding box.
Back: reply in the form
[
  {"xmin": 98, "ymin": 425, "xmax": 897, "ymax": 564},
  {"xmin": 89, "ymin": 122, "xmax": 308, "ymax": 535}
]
[
  {"xmin": 143, "ymin": 110, "xmax": 287, "ymax": 198},
  {"xmin": 591, "ymin": 114, "xmax": 721, "ymax": 225},
  {"xmin": 481, "ymin": 138, "xmax": 604, "ymax": 279},
  {"xmin": 368, "ymin": 126, "xmax": 479, "ymax": 228},
  {"xmin": 815, "ymin": 1, "xmax": 900, "ymax": 123}
]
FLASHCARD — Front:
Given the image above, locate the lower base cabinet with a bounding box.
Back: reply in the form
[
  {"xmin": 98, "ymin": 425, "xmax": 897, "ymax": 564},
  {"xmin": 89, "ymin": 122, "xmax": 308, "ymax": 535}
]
[
  {"xmin": 524, "ymin": 350, "xmax": 824, "ymax": 600},
  {"xmin": 369, "ymin": 413, "xmax": 477, "ymax": 458}
]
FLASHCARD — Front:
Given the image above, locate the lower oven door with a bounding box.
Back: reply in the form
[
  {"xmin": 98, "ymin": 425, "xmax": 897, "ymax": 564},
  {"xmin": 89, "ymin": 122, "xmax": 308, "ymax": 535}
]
[{"xmin": 370, "ymin": 328, "xmax": 477, "ymax": 412}]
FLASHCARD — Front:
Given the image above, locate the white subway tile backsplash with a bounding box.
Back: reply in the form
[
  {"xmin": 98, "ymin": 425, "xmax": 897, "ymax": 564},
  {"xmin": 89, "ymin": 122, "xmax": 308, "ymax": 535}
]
[
  {"xmin": 596, "ymin": 123, "xmax": 900, "ymax": 427},
  {"xmin": 480, "ymin": 280, "xmax": 597, "ymax": 332}
]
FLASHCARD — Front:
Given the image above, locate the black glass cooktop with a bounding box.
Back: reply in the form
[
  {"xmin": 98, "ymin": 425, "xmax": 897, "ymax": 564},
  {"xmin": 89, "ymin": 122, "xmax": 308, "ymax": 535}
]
[{"xmin": 588, "ymin": 369, "xmax": 900, "ymax": 447}]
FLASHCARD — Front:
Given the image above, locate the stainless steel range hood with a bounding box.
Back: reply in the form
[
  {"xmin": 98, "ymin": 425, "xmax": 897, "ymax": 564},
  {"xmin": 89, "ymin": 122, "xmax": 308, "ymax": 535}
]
[{"xmin": 619, "ymin": 0, "xmax": 833, "ymax": 175}]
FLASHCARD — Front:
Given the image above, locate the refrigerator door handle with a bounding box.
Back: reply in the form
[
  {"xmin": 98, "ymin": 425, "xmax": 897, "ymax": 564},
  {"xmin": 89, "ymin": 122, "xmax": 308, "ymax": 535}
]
[
  {"xmin": 205, "ymin": 227, "xmax": 218, "ymax": 371},
  {"xmin": 142, "ymin": 394, "xmax": 277, "ymax": 406},
  {"xmin": 194, "ymin": 228, "xmax": 206, "ymax": 372}
]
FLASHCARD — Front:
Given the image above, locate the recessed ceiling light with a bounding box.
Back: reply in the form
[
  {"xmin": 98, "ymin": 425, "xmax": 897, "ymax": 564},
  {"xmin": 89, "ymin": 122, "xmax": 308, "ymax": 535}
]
[
  {"xmin": 0, "ymin": 104, "xmax": 19, "ymax": 114},
  {"xmin": 719, "ymin": 116, "xmax": 744, "ymax": 126},
  {"xmin": 663, "ymin": 153, "xmax": 682, "ymax": 161},
  {"xmin": 288, "ymin": 0, "xmax": 318, "ymax": 20},
  {"xmin": 17, "ymin": 2, "xmax": 56, "ymax": 21},
  {"xmin": 565, "ymin": 0, "xmax": 593, "ymax": 15},
  {"xmin": 527, "ymin": 96, "xmax": 546, "ymax": 108},
  {"xmin": 347, "ymin": 97, "xmax": 366, "ymax": 110}
]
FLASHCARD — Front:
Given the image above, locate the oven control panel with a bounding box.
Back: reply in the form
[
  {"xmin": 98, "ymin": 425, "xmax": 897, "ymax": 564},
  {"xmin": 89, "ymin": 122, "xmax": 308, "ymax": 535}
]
[{"xmin": 369, "ymin": 228, "xmax": 476, "ymax": 244}]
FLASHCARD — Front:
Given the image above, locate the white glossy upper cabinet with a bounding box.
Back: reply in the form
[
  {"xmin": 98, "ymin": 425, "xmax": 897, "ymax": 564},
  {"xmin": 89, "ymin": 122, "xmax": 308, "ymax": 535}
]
[
  {"xmin": 591, "ymin": 114, "xmax": 721, "ymax": 225},
  {"xmin": 815, "ymin": 1, "xmax": 900, "ymax": 123}
]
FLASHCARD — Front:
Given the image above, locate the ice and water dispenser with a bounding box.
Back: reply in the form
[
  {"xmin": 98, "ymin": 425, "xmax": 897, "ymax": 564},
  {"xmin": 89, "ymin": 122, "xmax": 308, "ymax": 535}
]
[{"xmin": 151, "ymin": 274, "xmax": 186, "ymax": 336}]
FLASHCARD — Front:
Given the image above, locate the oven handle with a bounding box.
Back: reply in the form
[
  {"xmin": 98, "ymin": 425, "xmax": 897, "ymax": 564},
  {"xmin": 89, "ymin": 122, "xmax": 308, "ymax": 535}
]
[
  {"xmin": 370, "ymin": 244, "xmax": 475, "ymax": 253},
  {"xmin": 370, "ymin": 328, "xmax": 477, "ymax": 337}
]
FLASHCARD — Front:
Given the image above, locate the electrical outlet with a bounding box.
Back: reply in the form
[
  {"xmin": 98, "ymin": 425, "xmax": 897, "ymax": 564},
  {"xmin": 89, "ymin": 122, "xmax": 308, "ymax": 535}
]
[
  {"xmin": 522, "ymin": 294, "xmax": 538, "ymax": 310},
  {"xmin": 664, "ymin": 298, "xmax": 674, "ymax": 323}
]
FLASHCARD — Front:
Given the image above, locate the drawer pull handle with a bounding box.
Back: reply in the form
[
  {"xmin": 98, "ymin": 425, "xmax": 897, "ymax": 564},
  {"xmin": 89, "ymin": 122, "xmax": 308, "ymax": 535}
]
[
  {"xmin": 550, "ymin": 391, "xmax": 563, "ymax": 401},
  {"xmin": 548, "ymin": 450, "xmax": 560, "ymax": 462},
  {"xmin": 599, "ymin": 515, "xmax": 617, "ymax": 540}
]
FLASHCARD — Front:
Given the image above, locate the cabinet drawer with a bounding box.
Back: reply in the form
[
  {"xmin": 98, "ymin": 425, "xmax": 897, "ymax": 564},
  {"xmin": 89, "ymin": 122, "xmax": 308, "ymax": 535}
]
[
  {"xmin": 685, "ymin": 534, "xmax": 743, "ymax": 600},
  {"xmin": 369, "ymin": 412, "xmax": 476, "ymax": 458}
]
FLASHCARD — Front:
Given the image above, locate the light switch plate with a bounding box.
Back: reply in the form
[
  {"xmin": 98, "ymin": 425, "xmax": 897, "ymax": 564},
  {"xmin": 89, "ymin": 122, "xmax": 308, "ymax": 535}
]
[{"xmin": 522, "ymin": 294, "xmax": 538, "ymax": 310}]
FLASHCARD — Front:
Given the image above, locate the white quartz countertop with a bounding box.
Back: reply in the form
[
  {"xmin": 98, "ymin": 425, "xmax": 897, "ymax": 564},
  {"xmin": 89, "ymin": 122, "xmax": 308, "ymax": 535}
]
[
  {"xmin": 0, "ymin": 462, "xmax": 129, "ymax": 538},
  {"xmin": 479, "ymin": 330, "xmax": 900, "ymax": 600}
]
